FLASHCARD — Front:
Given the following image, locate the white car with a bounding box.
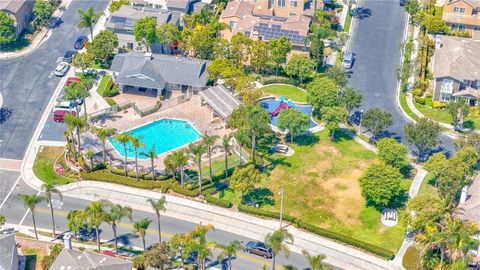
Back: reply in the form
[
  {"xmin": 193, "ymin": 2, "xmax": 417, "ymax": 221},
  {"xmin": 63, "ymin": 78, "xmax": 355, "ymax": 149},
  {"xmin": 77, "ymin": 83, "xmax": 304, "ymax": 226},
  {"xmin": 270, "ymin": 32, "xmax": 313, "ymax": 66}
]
[
  {"xmin": 54, "ymin": 62, "xmax": 70, "ymax": 76},
  {"xmin": 54, "ymin": 101, "xmax": 78, "ymax": 113}
]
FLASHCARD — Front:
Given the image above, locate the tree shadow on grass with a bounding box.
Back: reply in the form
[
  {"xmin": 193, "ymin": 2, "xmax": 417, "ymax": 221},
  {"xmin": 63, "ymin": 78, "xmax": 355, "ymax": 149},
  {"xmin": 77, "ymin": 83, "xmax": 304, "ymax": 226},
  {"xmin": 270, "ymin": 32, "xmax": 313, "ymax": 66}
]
[
  {"xmin": 242, "ymin": 188, "xmax": 275, "ymax": 207},
  {"xmin": 294, "ymin": 134, "xmax": 319, "ymax": 146},
  {"xmin": 334, "ymin": 129, "xmax": 354, "ymax": 142},
  {"xmin": 262, "ymin": 156, "xmax": 291, "ymax": 176}
]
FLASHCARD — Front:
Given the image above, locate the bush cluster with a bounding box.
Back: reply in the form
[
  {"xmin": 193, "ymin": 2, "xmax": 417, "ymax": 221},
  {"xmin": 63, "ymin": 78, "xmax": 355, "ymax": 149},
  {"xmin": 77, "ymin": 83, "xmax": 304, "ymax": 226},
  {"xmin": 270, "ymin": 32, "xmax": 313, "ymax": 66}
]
[
  {"xmin": 81, "ymin": 170, "xmax": 172, "ymax": 189},
  {"xmin": 205, "ymin": 195, "xmax": 232, "ymax": 208},
  {"xmin": 260, "ymin": 76, "xmax": 295, "ymax": 85}
]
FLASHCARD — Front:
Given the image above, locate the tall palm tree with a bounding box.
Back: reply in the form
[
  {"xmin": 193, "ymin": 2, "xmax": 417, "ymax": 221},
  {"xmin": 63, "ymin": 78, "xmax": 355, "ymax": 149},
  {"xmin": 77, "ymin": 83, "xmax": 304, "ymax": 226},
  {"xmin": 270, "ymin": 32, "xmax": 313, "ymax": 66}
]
[
  {"xmin": 130, "ymin": 136, "xmax": 145, "ymax": 180},
  {"xmin": 265, "ymin": 228, "xmax": 294, "ymax": 270},
  {"xmin": 77, "ymin": 7, "xmax": 103, "ymax": 39},
  {"xmin": 65, "ymin": 114, "xmax": 87, "ymax": 159},
  {"xmin": 147, "ymin": 196, "xmax": 167, "ymax": 243},
  {"xmin": 41, "ymin": 184, "xmax": 63, "ymax": 237},
  {"xmin": 104, "ymin": 203, "xmax": 132, "ymax": 254},
  {"xmin": 19, "ymin": 194, "xmax": 44, "ymax": 239},
  {"xmin": 95, "ymin": 128, "xmax": 112, "ymax": 164},
  {"xmin": 173, "ymin": 150, "xmax": 189, "ymax": 187},
  {"xmin": 189, "ymin": 143, "xmax": 207, "ymax": 194},
  {"xmin": 234, "ymin": 131, "xmax": 248, "ymax": 166},
  {"xmin": 302, "ymin": 250, "xmax": 328, "ymax": 270},
  {"xmin": 202, "ymin": 134, "xmax": 219, "ymax": 179},
  {"xmin": 191, "ymin": 224, "xmax": 216, "ymax": 270},
  {"xmin": 133, "ymin": 218, "xmax": 152, "ymax": 251},
  {"xmin": 66, "ymin": 210, "xmax": 86, "ymax": 239},
  {"xmin": 64, "ymin": 82, "xmax": 90, "ymax": 121},
  {"xmin": 222, "ymin": 134, "xmax": 233, "ymax": 179},
  {"xmin": 84, "ymin": 201, "xmax": 106, "ymax": 251},
  {"xmin": 85, "ymin": 150, "xmax": 95, "ymax": 171},
  {"xmin": 113, "ymin": 132, "xmax": 133, "ymax": 176},
  {"xmin": 216, "ymin": 240, "xmax": 242, "ymax": 270},
  {"xmin": 142, "ymin": 146, "xmax": 157, "ymax": 180}
]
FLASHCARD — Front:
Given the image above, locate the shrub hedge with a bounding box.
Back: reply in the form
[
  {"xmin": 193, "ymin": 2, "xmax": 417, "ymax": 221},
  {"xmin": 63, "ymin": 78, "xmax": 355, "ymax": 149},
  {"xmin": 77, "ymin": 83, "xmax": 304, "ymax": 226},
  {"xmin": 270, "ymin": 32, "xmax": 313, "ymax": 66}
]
[
  {"xmin": 81, "ymin": 170, "xmax": 173, "ymax": 189},
  {"xmin": 205, "ymin": 195, "xmax": 232, "ymax": 208},
  {"xmin": 260, "ymin": 76, "xmax": 295, "ymax": 85}
]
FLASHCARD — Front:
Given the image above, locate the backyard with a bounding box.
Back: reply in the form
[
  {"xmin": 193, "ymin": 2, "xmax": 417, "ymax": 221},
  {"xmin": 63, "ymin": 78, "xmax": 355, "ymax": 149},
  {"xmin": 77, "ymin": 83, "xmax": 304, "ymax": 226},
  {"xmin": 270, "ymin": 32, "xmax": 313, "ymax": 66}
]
[{"xmin": 260, "ymin": 84, "xmax": 308, "ymax": 102}]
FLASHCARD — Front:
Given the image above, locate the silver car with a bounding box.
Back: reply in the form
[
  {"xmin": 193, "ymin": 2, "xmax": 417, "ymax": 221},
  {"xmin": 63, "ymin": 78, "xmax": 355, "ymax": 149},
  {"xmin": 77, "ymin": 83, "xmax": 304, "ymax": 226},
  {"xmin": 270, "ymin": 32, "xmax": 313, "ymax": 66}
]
[
  {"xmin": 54, "ymin": 62, "xmax": 70, "ymax": 76},
  {"xmin": 342, "ymin": 52, "xmax": 354, "ymax": 69}
]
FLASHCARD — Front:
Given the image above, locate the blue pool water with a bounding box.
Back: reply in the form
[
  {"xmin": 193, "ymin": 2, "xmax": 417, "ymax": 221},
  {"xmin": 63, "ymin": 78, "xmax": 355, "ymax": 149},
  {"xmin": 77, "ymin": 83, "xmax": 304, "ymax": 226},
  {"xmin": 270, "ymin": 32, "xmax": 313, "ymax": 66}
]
[
  {"xmin": 260, "ymin": 99, "xmax": 318, "ymax": 128},
  {"xmin": 109, "ymin": 119, "xmax": 200, "ymax": 158}
]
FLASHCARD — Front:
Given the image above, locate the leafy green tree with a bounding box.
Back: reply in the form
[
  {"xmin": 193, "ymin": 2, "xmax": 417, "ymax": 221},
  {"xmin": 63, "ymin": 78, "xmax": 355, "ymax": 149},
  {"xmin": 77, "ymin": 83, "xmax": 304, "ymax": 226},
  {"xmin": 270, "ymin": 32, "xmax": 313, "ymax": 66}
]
[
  {"xmin": 66, "ymin": 210, "xmax": 85, "ymax": 239},
  {"xmin": 321, "ymin": 106, "xmax": 348, "ymax": 140},
  {"xmin": 424, "ymin": 153, "xmax": 448, "ymax": 187},
  {"xmin": 456, "ymin": 132, "xmax": 480, "ymax": 156},
  {"xmin": 143, "ymin": 242, "xmax": 175, "ymax": 269},
  {"xmin": 134, "ymin": 16, "xmax": 157, "ymax": 52},
  {"xmin": 156, "ymin": 22, "xmax": 180, "ymax": 48},
  {"xmin": 88, "ymin": 30, "xmax": 118, "ymax": 64},
  {"xmin": 359, "ymin": 163, "xmax": 406, "ymax": 209},
  {"xmin": 307, "ymin": 77, "xmax": 340, "ymax": 115},
  {"xmin": 339, "ymin": 87, "xmax": 363, "ymax": 115},
  {"xmin": 302, "ymin": 250, "xmax": 328, "ymax": 270},
  {"xmin": 109, "ymin": 0, "xmax": 129, "ymax": 12},
  {"xmin": 189, "ymin": 142, "xmax": 207, "ymax": 193},
  {"xmin": 184, "ymin": 24, "xmax": 220, "ymax": 59},
  {"xmin": 0, "ymin": 214, "xmax": 5, "ymax": 226},
  {"xmin": 407, "ymin": 193, "xmax": 452, "ymax": 231},
  {"xmin": 113, "ymin": 132, "xmax": 133, "ymax": 176},
  {"xmin": 95, "ymin": 127, "xmax": 112, "ymax": 165},
  {"xmin": 304, "ymin": 25, "xmax": 329, "ymax": 71},
  {"xmin": 265, "ymin": 228, "xmax": 294, "ymax": 270},
  {"xmin": 222, "ymin": 134, "xmax": 233, "ymax": 179},
  {"xmin": 72, "ymin": 52, "xmax": 94, "ymax": 75},
  {"xmin": 173, "ymin": 150, "xmax": 189, "ymax": 187},
  {"xmin": 404, "ymin": 118, "xmax": 441, "ymax": 159},
  {"xmin": 132, "ymin": 255, "xmax": 146, "ymax": 270},
  {"xmin": 147, "ymin": 196, "xmax": 167, "ymax": 243},
  {"xmin": 41, "ymin": 183, "xmax": 63, "ymax": 237},
  {"xmin": 0, "ymin": 11, "xmax": 16, "ymax": 45},
  {"xmin": 377, "ymin": 138, "xmax": 409, "ymax": 170},
  {"xmin": 216, "ymin": 240, "xmax": 242, "ymax": 270},
  {"xmin": 277, "ymin": 108, "xmax": 310, "ymax": 142},
  {"xmin": 229, "ymin": 33, "xmax": 253, "ymax": 65},
  {"xmin": 104, "ymin": 203, "xmax": 132, "ymax": 254},
  {"xmin": 250, "ymin": 40, "xmax": 269, "ymax": 73},
  {"xmin": 324, "ymin": 66, "xmax": 349, "ymax": 87},
  {"xmin": 19, "ymin": 194, "xmax": 45, "ymax": 239},
  {"xmin": 33, "ymin": 0, "xmax": 54, "ymax": 25},
  {"xmin": 284, "ymin": 55, "xmax": 315, "ymax": 83},
  {"xmin": 268, "ymin": 36, "xmax": 293, "ymax": 77},
  {"xmin": 404, "ymin": 0, "xmax": 421, "ymax": 24},
  {"xmin": 229, "ymin": 164, "xmax": 261, "ymax": 197},
  {"xmin": 425, "ymin": 14, "xmax": 446, "ymax": 34},
  {"xmin": 446, "ymin": 99, "xmax": 469, "ymax": 129},
  {"xmin": 130, "ymin": 136, "xmax": 145, "ymax": 180},
  {"xmin": 203, "ymin": 134, "xmax": 219, "ymax": 179},
  {"xmin": 360, "ymin": 108, "xmax": 393, "ymax": 140},
  {"xmin": 84, "ymin": 201, "xmax": 106, "ymax": 251},
  {"xmin": 133, "ymin": 218, "xmax": 152, "ymax": 251},
  {"xmin": 77, "ymin": 7, "xmax": 103, "ymax": 39}
]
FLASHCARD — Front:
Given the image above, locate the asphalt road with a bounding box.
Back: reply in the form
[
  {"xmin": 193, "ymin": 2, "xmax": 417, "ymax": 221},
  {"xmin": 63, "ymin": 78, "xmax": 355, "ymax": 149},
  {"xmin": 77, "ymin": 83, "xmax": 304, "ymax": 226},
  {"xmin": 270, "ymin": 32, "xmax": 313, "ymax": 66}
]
[
  {"xmin": 0, "ymin": 170, "xmax": 322, "ymax": 270},
  {"xmin": 0, "ymin": 0, "xmax": 109, "ymax": 160},
  {"xmin": 347, "ymin": 0, "xmax": 455, "ymax": 154}
]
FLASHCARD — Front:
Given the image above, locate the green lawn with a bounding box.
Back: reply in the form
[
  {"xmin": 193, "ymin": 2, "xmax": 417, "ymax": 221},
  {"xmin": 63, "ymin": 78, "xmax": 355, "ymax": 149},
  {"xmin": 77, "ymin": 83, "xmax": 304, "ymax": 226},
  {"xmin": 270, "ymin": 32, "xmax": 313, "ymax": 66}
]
[
  {"xmin": 418, "ymin": 173, "xmax": 439, "ymax": 197},
  {"xmin": 220, "ymin": 130, "xmax": 407, "ymax": 251},
  {"xmin": 260, "ymin": 84, "xmax": 308, "ymax": 102},
  {"xmin": 33, "ymin": 146, "xmax": 74, "ymax": 185},
  {"xmin": 400, "ymin": 93, "xmax": 419, "ymax": 121},
  {"xmin": 96, "ymin": 75, "xmax": 112, "ymax": 96},
  {"xmin": 414, "ymin": 101, "xmax": 480, "ymax": 130},
  {"xmin": 343, "ymin": 11, "xmax": 353, "ymax": 33}
]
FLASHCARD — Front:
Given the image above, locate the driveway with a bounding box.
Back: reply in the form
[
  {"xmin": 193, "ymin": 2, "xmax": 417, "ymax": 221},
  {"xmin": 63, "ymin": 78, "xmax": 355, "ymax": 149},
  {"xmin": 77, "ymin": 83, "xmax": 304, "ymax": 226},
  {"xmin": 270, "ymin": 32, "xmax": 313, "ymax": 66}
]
[
  {"xmin": 0, "ymin": 0, "xmax": 109, "ymax": 160},
  {"xmin": 347, "ymin": 0, "xmax": 455, "ymax": 153}
]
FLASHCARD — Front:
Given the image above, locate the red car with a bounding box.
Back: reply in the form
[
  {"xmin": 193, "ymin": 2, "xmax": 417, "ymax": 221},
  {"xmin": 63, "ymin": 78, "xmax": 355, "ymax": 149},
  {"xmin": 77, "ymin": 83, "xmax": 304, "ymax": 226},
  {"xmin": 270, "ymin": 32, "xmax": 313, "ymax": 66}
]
[
  {"xmin": 53, "ymin": 110, "xmax": 75, "ymax": 122},
  {"xmin": 65, "ymin": 77, "xmax": 81, "ymax": 87}
]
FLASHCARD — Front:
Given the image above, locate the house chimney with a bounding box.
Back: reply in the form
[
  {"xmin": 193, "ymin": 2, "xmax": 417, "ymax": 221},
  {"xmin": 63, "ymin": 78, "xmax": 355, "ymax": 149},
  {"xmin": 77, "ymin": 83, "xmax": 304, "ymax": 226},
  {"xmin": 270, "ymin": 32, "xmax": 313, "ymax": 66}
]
[
  {"xmin": 64, "ymin": 232, "xmax": 73, "ymax": 250},
  {"xmin": 144, "ymin": 52, "xmax": 153, "ymax": 60}
]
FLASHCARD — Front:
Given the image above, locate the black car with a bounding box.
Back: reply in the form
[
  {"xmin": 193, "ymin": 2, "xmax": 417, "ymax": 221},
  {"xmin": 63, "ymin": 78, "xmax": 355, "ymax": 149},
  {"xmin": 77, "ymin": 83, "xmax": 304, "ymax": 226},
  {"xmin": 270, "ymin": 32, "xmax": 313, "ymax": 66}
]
[
  {"xmin": 74, "ymin": 35, "xmax": 88, "ymax": 50},
  {"xmin": 399, "ymin": 0, "xmax": 405, "ymax": 5},
  {"xmin": 244, "ymin": 241, "xmax": 273, "ymax": 259},
  {"xmin": 63, "ymin": 49, "xmax": 77, "ymax": 63}
]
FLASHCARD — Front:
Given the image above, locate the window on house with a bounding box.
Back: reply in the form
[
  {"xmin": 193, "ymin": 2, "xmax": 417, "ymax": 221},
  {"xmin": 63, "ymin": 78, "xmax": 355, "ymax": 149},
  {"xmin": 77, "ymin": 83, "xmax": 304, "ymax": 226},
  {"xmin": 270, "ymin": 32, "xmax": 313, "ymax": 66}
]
[
  {"xmin": 229, "ymin": 21, "xmax": 237, "ymax": 29},
  {"xmin": 278, "ymin": 0, "xmax": 286, "ymax": 7},
  {"xmin": 451, "ymin": 24, "xmax": 467, "ymax": 31},
  {"xmin": 453, "ymin": 7, "xmax": 465, "ymax": 13},
  {"xmin": 440, "ymin": 79, "xmax": 454, "ymax": 101},
  {"xmin": 290, "ymin": 0, "xmax": 298, "ymax": 7},
  {"xmin": 473, "ymin": 26, "xmax": 479, "ymax": 30},
  {"xmin": 127, "ymin": 42, "xmax": 134, "ymax": 49}
]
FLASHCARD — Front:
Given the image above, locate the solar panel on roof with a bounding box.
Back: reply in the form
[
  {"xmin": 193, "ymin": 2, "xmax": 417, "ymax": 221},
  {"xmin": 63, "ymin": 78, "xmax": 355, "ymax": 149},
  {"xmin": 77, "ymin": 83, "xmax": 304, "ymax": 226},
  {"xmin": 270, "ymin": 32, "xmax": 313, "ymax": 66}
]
[
  {"xmin": 125, "ymin": 18, "xmax": 136, "ymax": 27},
  {"xmin": 110, "ymin": 16, "xmax": 126, "ymax": 24}
]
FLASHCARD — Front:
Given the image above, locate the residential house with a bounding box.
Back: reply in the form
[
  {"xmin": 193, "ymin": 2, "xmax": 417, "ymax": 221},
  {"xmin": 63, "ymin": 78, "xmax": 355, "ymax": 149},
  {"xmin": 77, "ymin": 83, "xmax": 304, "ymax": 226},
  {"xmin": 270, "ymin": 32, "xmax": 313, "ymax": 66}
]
[
  {"xmin": 130, "ymin": 0, "xmax": 195, "ymax": 13},
  {"xmin": 431, "ymin": 35, "xmax": 480, "ymax": 106},
  {"xmin": 0, "ymin": 234, "xmax": 19, "ymax": 270},
  {"xmin": 49, "ymin": 248, "xmax": 132, "ymax": 270},
  {"xmin": 243, "ymin": 0, "xmax": 323, "ymax": 17},
  {"xmin": 0, "ymin": 0, "xmax": 34, "ymax": 36},
  {"xmin": 219, "ymin": 0, "xmax": 311, "ymax": 52},
  {"xmin": 106, "ymin": 5, "xmax": 181, "ymax": 52},
  {"xmin": 110, "ymin": 52, "xmax": 210, "ymax": 97},
  {"xmin": 442, "ymin": 0, "xmax": 480, "ymax": 34}
]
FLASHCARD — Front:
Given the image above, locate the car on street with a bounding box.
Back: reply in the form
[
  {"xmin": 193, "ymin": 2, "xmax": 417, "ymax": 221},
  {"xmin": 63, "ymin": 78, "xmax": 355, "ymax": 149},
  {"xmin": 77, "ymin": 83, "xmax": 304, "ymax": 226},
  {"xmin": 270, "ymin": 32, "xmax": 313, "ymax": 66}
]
[
  {"xmin": 244, "ymin": 241, "xmax": 273, "ymax": 258},
  {"xmin": 53, "ymin": 110, "xmax": 76, "ymax": 122},
  {"xmin": 54, "ymin": 101, "xmax": 78, "ymax": 113},
  {"xmin": 342, "ymin": 52, "xmax": 355, "ymax": 69},
  {"xmin": 65, "ymin": 77, "xmax": 81, "ymax": 87},
  {"xmin": 74, "ymin": 35, "xmax": 88, "ymax": 50},
  {"xmin": 63, "ymin": 49, "xmax": 77, "ymax": 63},
  {"xmin": 54, "ymin": 62, "xmax": 70, "ymax": 76},
  {"xmin": 0, "ymin": 228, "xmax": 15, "ymax": 234},
  {"xmin": 399, "ymin": 0, "xmax": 405, "ymax": 6}
]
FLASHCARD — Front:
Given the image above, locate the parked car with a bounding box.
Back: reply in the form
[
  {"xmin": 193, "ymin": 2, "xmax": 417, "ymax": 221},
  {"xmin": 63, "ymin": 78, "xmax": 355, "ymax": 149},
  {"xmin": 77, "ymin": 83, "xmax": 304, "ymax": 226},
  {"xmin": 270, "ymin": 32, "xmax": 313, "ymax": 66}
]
[
  {"xmin": 399, "ymin": 0, "xmax": 405, "ymax": 6},
  {"xmin": 244, "ymin": 241, "xmax": 273, "ymax": 259},
  {"xmin": 54, "ymin": 62, "xmax": 70, "ymax": 76},
  {"xmin": 0, "ymin": 228, "xmax": 15, "ymax": 234},
  {"xmin": 63, "ymin": 49, "xmax": 77, "ymax": 63},
  {"xmin": 65, "ymin": 77, "xmax": 81, "ymax": 87},
  {"xmin": 74, "ymin": 35, "xmax": 88, "ymax": 50},
  {"xmin": 54, "ymin": 101, "xmax": 77, "ymax": 113},
  {"xmin": 53, "ymin": 110, "xmax": 76, "ymax": 122},
  {"xmin": 342, "ymin": 52, "xmax": 355, "ymax": 69}
]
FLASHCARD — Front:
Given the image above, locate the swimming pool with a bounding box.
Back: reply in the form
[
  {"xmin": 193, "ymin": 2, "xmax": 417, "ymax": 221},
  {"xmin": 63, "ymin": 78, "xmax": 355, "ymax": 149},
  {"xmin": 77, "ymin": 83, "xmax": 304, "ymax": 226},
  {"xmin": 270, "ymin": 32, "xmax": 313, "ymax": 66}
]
[
  {"xmin": 108, "ymin": 118, "xmax": 201, "ymax": 159},
  {"xmin": 260, "ymin": 99, "xmax": 318, "ymax": 128}
]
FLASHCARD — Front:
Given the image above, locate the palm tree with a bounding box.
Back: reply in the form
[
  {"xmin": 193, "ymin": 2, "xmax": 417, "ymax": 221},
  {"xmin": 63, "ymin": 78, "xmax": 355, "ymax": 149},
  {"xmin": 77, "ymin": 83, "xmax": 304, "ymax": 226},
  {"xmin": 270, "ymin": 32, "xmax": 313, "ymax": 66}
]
[
  {"xmin": 84, "ymin": 201, "xmax": 106, "ymax": 251},
  {"xmin": 302, "ymin": 250, "xmax": 328, "ymax": 270},
  {"xmin": 41, "ymin": 184, "xmax": 63, "ymax": 237},
  {"xmin": 191, "ymin": 224, "xmax": 216, "ymax": 270},
  {"xmin": 142, "ymin": 146, "xmax": 157, "ymax": 180},
  {"xmin": 173, "ymin": 150, "xmax": 189, "ymax": 187},
  {"xmin": 85, "ymin": 150, "xmax": 95, "ymax": 171},
  {"xmin": 64, "ymin": 82, "xmax": 90, "ymax": 121},
  {"xmin": 216, "ymin": 240, "xmax": 242, "ymax": 270},
  {"xmin": 202, "ymin": 134, "xmax": 219, "ymax": 180},
  {"xmin": 19, "ymin": 194, "xmax": 44, "ymax": 239},
  {"xmin": 95, "ymin": 128, "xmax": 112, "ymax": 164},
  {"xmin": 264, "ymin": 228, "xmax": 294, "ymax": 270},
  {"xmin": 234, "ymin": 131, "xmax": 248, "ymax": 166},
  {"xmin": 189, "ymin": 143, "xmax": 207, "ymax": 195},
  {"xmin": 130, "ymin": 136, "xmax": 145, "ymax": 180},
  {"xmin": 66, "ymin": 210, "xmax": 85, "ymax": 239},
  {"xmin": 65, "ymin": 114, "xmax": 87, "ymax": 159},
  {"xmin": 64, "ymin": 120, "xmax": 77, "ymax": 160},
  {"xmin": 104, "ymin": 203, "xmax": 132, "ymax": 254},
  {"xmin": 113, "ymin": 132, "xmax": 133, "ymax": 176},
  {"xmin": 77, "ymin": 7, "xmax": 103, "ymax": 39},
  {"xmin": 147, "ymin": 196, "xmax": 167, "ymax": 243},
  {"xmin": 222, "ymin": 134, "xmax": 233, "ymax": 179},
  {"xmin": 133, "ymin": 218, "xmax": 152, "ymax": 251}
]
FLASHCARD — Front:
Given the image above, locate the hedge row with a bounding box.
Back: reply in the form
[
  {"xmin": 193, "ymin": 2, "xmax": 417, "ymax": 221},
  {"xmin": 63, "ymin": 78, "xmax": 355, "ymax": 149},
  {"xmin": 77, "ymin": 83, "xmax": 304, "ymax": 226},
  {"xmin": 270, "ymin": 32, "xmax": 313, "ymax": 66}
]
[
  {"xmin": 106, "ymin": 165, "xmax": 169, "ymax": 181},
  {"xmin": 205, "ymin": 195, "xmax": 232, "ymax": 208},
  {"xmin": 81, "ymin": 170, "xmax": 173, "ymax": 189},
  {"xmin": 260, "ymin": 76, "xmax": 295, "ymax": 85},
  {"xmin": 237, "ymin": 204, "xmax": 394, "ymax": 259}
]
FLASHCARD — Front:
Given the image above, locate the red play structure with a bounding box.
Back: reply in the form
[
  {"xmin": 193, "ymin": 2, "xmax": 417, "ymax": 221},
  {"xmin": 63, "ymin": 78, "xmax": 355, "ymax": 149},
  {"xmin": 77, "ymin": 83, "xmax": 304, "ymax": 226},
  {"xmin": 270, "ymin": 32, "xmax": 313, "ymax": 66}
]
[{"xmin": 271, "ymin": 101, "xmax": 289, "ymax": 116}]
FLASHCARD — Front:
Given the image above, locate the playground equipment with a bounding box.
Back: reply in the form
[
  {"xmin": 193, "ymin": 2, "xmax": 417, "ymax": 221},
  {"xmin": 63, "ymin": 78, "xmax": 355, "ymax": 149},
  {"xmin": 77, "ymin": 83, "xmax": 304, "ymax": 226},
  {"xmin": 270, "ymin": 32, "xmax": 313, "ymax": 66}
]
[{"xmin": 271, "ymin": 97, "xmax": 295, "ymax": 117}]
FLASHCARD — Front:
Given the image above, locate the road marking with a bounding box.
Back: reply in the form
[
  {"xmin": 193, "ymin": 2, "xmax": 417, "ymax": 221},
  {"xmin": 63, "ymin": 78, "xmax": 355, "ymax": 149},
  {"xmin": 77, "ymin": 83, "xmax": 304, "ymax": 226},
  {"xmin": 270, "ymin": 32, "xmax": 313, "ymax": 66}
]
[{"xmin": 0, "ymin": 174, "xmax": 21, "ymax": 210}]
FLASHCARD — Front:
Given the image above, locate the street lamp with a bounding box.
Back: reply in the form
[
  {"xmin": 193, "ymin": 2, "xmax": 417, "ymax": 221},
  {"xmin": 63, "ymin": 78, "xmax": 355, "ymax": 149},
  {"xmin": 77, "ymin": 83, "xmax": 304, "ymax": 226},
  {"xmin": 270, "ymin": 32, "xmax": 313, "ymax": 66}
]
[
  {"xmin": 358, "ymin": 109, "xmax": 364, "ymax": 132},
  {"xmin": 279, "ymin": 187, "xmax": 284, "ymax": 229}
]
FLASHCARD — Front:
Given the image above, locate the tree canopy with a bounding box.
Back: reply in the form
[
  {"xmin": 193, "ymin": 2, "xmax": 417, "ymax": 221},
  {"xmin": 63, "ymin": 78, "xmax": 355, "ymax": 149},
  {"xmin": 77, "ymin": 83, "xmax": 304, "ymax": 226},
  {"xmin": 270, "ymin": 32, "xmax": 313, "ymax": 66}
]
[
  {"xmin": 88, "ymin": 29, "xmax": 118, "ymax": 63},
  {"xmin": 360, "ymin": 108, "xmax": 393, "ymax": 140},
  {"xmin": 277, "ymin": 108, "xmax": 310, "ymax": 142},
  {"xmin": 320, "ymin": 106, "xmax": 348, "ymax": 140},
  {"xmin": 229, "ymin": 164, "xmax": 261, "ymax": 197},
  {"xmin": 0, "ymin": 11, "xmax": 16, "ymax": 45},
  {"xmin": 404, "ymin": 118, "xmax": 441, "ymax": 158},
  {"xmin": 284, "ymin": 55, "xmax": 315, "ymax": 83},
  {"xmin": 133, "ymin": 16, "xmax": 158, "ymax": 51},
  {"xmin": 307, "ymin": 77, "xmax": 340, "ymax": 115},
  {"xmin": 377, "ymin": 138, "xmax": 409, "ymax": 170},
  {"xmin": 33, "ymin": 0, "xmax": 54, "ymax": 25}
]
